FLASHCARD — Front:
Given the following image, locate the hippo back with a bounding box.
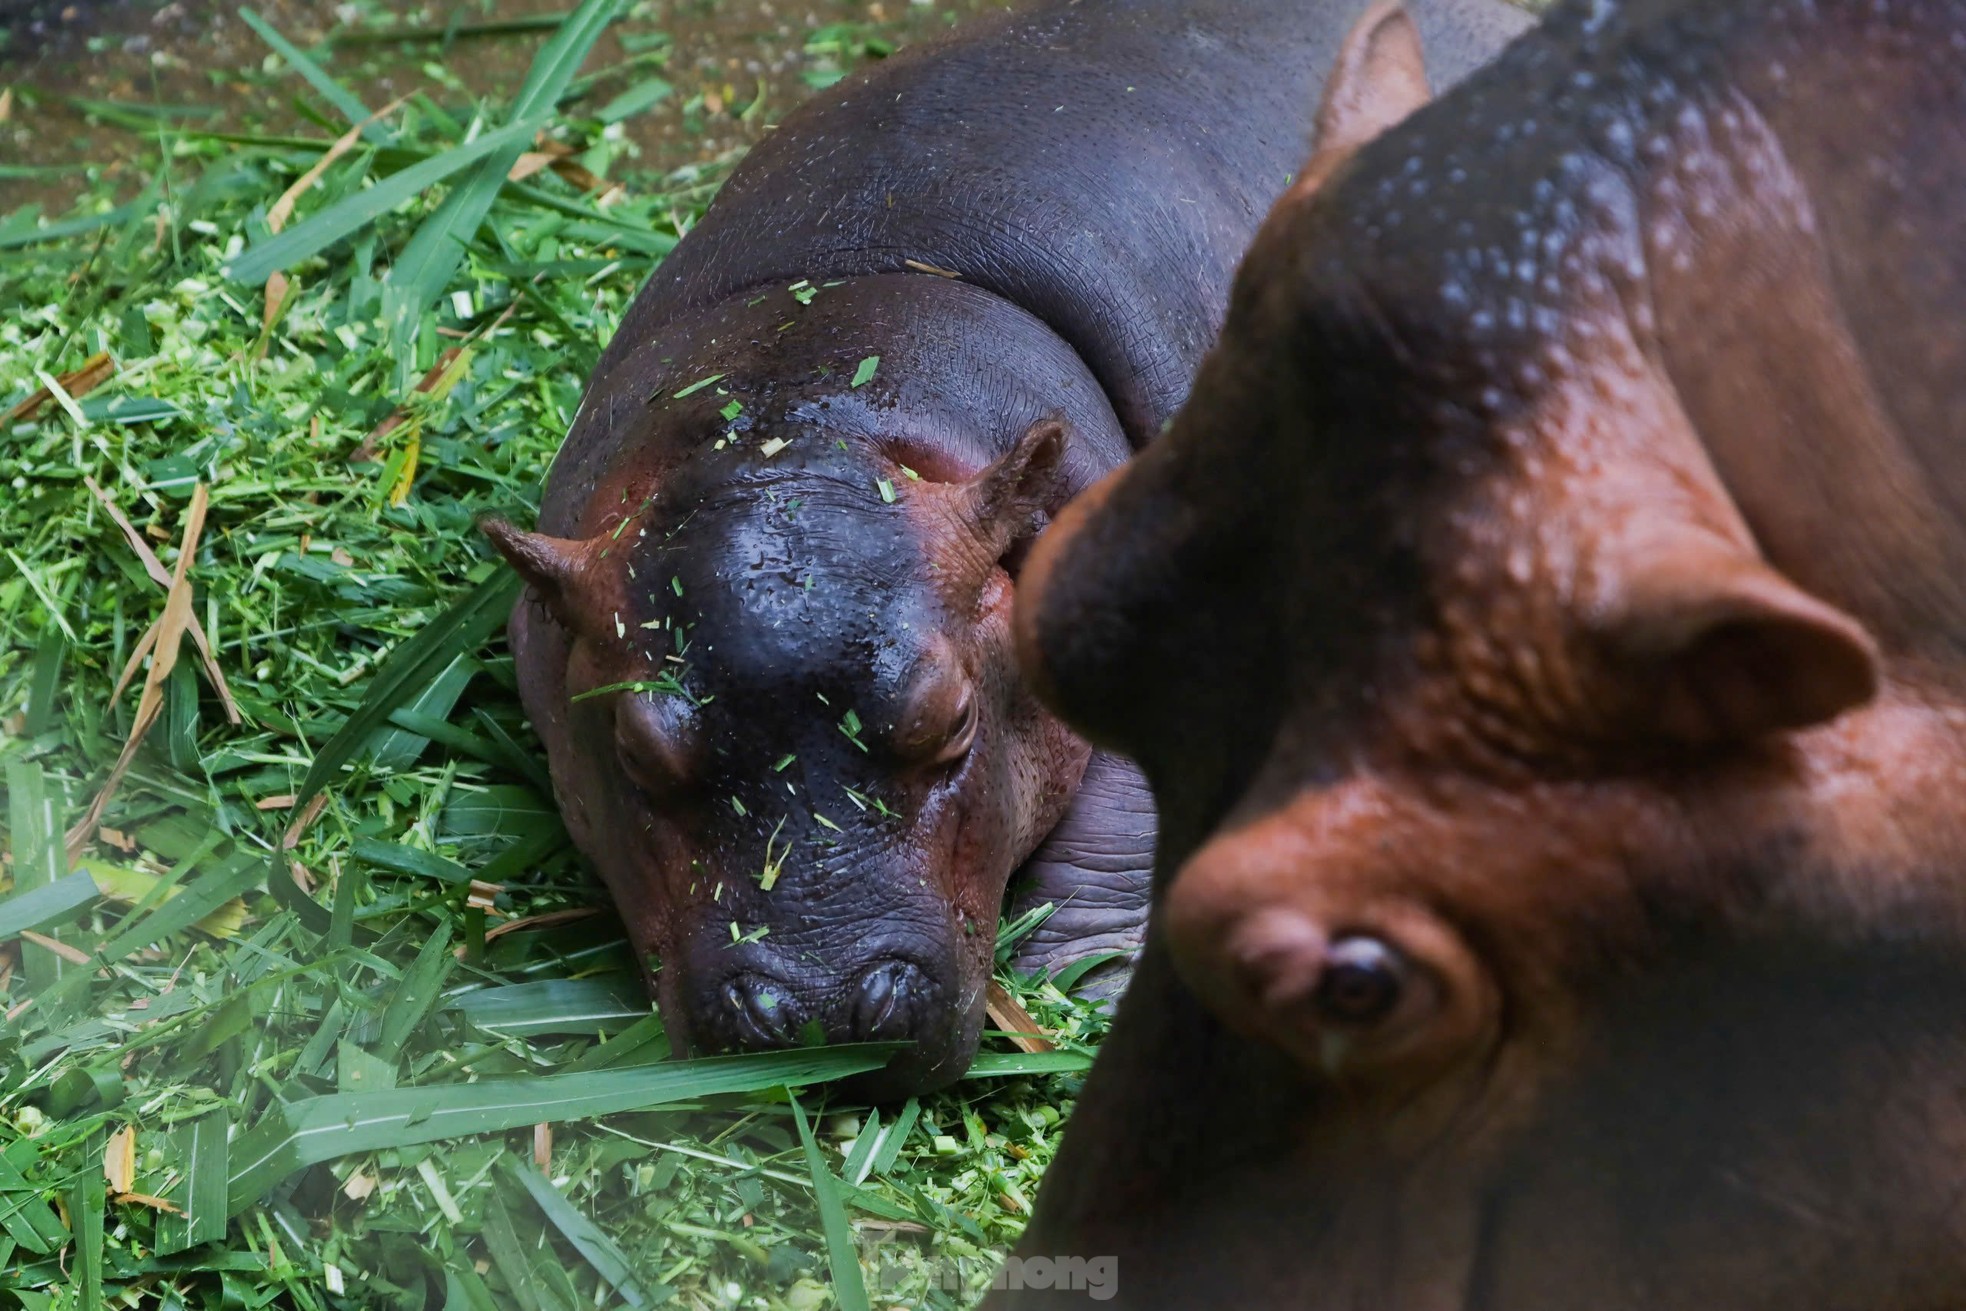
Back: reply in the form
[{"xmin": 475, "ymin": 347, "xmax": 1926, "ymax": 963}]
[{"xmin": 543, "ymin": 0, "xmax": 1533, "ymax": 534}]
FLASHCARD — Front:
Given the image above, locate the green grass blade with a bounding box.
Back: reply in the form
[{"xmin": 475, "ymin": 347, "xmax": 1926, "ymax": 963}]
[
  {"xmin": 19, "ymin": 989, "xmax": 200, "ymax": 1066},
  {"xmin": 338, "ymin": 1041, "xmax": 399, "ymax": 1092},
  {"xmin": 501, "ymin": 1157, "xmax": 652, "ymax": 1307},
  {"xmin": 294, "ymin": 999, "xmax": 348, "ymax": 1080},
  {"xmin": 450, "ymin": 978, "xmax": 647, "ymax": 1039},
  {"xmin": 444, "ymin": 1266, "xmax": 502, "ymax": 1311},
  {"xmin": 379, "ymin": 708, "xmax": 515, "ymax": 780},
  {"xmin": 483, "ymin": 0, "xmax": 621, "ymax": 155},
  {"xmin": 0, "ymin": 1143, "xmax": 70, "ymax": 1255},
  {"xmin": 381, "ymin": 0, "xmax": 621, "ymax": 368},
  {"xmin": 292, "ymin": 571, "xmax": 519, "ymax": 800},
  {"xmin": 96, "ymin": 848, "xmax": 260, "ymax": 963},
  {"xmin": 481, "ymin": 1193, "xmax": 551, "ymax": 1311},
  {"xmin": 351, "ymin": 835, "xmax": 474, "ymax": 886},
  {"xmin": 265, "ymin": 569, "xmax": 520, "ymax": 932},
  {"xmin": 237, "ymin": 8, "xmax": 383, "ymax": 140},
  {"xmin": 82, "ymin": 395, "xmax": 183, "ymax": 425},
  {"xmin": 1045, "ymin": 948, "xmax": 1129, "ymax": 995},
  {"xmin": 372, "ymin": 922, "xmax": 455, "ymax": 1058},
  {"xmin": 0, "ymin": 183, "xmax": 162, "ymax": 251},
  {"xmin": 789, "ymin": 1092, "xmax": 871, "ymax": 1311},
  {"xmin": 226, "ymin": 1044, "xmax": 899, "ymax": 1215},
  {"xmin": 595, "ymin": 76, "xmax": 672, "ymax": 124},
  {"xmin": 866, "ymin": 1098, "xmax": 920, "ymax": 1178},
  {"xmin": 327, "ymin": 860, "xmax": 362, "ymax": 949},
  {"xmin": 474, "ymin": 821, "xmax": 570, "ymax": 883},
  {"xmin": 5, "ymin": 760, "xmax": 70, "ymax": 995},
  {"xmin": 223, "ymin": 116, "xmax": 549, "ymax": 285},
  {"xmin": 69, "ymin": 1135, "xmax": 106, "ymax": 1311},
  {"xmin": 0, "ymin": 871, "xmax": 99, "ymax": 941},
  {"xmin": 563, "ymin": 1011, "xmax": 670, "ymax": 1072},
  {"xmin": 155, "ymin": 1111, "xmax": 231, "ymax": 1255},
  {"xmin": 367, "ymin": 654, "xmax": 475, "ymax": 769},
  {"xmin": 335, "ymin": 11, "xmax": 574, "ymax": 43},
  {"xmin": 839, "ymin": 1107, "xmax": 883, "ymax": 1186},
  {"xmin": 23, "ymin": 629, "xmax": 66, "ymax": 735},
  {"xmin": 962, "ymin": 1051, "xmax": 1094, "ymax": 1079},
  {"xmin": 469, "ymin": 706, "xmax": 555, "ymax": 796},
  {"xmin": 66, "ymin": 96, "xmax": 221, "ymax": 126}
]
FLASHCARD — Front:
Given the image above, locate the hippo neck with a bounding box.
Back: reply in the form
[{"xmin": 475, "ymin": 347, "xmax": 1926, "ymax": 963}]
[{"xmin": 544, "ymin": 273, "xmax": 1132, "ymax": 534}]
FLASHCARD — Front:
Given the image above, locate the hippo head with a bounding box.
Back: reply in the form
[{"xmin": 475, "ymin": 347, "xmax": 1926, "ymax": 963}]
[
  {"xmin": 1008, "ymin": 1, "xmax": 1966, "ymax": 1301},
  {"xmin": 489, "ymin": 367, "xmax": 1090, "ymax": 1095}
]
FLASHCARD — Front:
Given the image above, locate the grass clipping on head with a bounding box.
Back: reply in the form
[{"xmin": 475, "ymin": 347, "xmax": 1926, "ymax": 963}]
[{"xmin": 0, "ymin": 3, "xmax": 1107, "ymax": 1307}]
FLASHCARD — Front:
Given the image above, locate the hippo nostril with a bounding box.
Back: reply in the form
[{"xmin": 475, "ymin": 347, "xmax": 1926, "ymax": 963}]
[
  {"xmin": 719, "ymin": 973, "xmax": 800, "ymax": 1049},
  {"xmin": 858, "ymin": 969, "xmax": 898, "ymax": 1033},
  {"xmin": 851, "ymin": 961, "xmax": 935, "ymax": 1041}
]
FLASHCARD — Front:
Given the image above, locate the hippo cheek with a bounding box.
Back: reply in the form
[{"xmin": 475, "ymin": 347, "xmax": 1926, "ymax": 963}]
[
  {"xmin": 535, "ymin": 691, "xmax": 702, "ymax": 989},
  {"xmin": 1162, "ymin": 792, "xmax": 1499, "ymax": 1091},
  {"xmin": 598, "ymin": 812, "xmax": 705, "ymax": 1011}
]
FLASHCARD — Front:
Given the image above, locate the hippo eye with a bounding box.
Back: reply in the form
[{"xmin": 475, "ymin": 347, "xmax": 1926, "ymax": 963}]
[
  {"xmin": 1178, "ymin": 896, "xmax": 1488, "ymax": 1084},
  {"xmin": 1314, "ymin": 935, "xmax": 1409, "ymax": 1027},
  {"xmin": 615, "ymin": 693, "xmax": 695, "ymax": 796},
  {"xmin": 929, "ymin": 690, "xmax": 979, "ymax": 766},
  {"xmin": 895, "ymin": 646, "xmax": 975, "ymax": 766}
]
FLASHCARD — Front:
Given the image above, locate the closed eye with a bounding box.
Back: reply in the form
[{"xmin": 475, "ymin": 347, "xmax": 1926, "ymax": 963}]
[
  {"xmin": 616, "ymin": 692, "xmax": 695, "ymax": 796},
  {"xmin": 930, "ymin": 691, "xmax": 979, "ymax": 766}
]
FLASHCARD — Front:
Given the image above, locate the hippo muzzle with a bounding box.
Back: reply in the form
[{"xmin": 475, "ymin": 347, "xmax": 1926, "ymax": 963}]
[
  {"xmin": 644, "ymin": 797, "xmax": 995, "ymax": 1093},
  {"xmin": 668, "ymin": 899, "xmax": 986, "ymax": 1096}
]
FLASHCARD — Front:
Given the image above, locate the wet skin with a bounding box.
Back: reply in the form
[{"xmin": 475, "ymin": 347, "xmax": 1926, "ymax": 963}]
[
  {"xmin": 1006, "ymin": 0, "xmax": 1966, "ymax": 1302},
  {"xmin": 488, "ymin": 0, "xmax": 1532, "ymax": 1095}
]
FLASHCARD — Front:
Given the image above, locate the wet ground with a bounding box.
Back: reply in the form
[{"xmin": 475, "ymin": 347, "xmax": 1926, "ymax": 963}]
[{"xmin": 0, "ymin": 0, "xmax": 1003, "ymax": 211}]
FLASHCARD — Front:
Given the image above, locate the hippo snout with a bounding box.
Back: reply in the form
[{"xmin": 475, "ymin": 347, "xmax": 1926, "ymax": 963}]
[{"xmin": 684, "ymin": 950, "xmax": 958, "ymax": 1073}]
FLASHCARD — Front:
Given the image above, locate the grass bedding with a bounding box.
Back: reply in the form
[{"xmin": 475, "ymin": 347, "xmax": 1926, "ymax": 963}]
[{"xmin": 0, "ymin": 4, "xmax": 1110, "ymax": 1305}]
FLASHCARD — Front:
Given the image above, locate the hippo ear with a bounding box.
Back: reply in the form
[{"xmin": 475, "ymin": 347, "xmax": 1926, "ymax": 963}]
[
  {"xmin": 1315, "ymin": 0, "xmax": 1432, "ymax": 155},
  {"xmin": 1292, "ymin": 0, "xmax": 1432, "ymax": 198},
  {"xmin": 960, "ymin": 418, "xmax": 1070, "ymax": 561},
  {"xmin": 481, "ymin": 518, "xmax": 610, "ymax": 636},
  {"xmin": 1591, "ymin": 532, "xmax": 1881, "ymax": 744}
]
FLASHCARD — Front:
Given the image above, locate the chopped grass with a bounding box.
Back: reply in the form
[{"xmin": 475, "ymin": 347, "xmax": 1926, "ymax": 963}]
[{"xmin": 0, "ymin": 8, "xmax": 1107, "ymax": 1306}]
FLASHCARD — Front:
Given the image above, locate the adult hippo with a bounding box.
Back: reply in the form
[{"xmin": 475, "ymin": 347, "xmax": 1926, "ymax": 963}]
[
  {"xmin": 486, "ymin": 0, "xmax": 1531, "ymax": 1095},
  {"xmin": 1006, "ymin": 0, "xmax": 1966, "ymax": 1300}
]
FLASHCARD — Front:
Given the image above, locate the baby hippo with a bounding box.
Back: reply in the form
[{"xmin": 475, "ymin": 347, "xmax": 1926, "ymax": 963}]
[
  {"xmin": 488, "ymin": 0, "xmax": 1530, "ymax": 1096},
  {"xmin": 1003, "ymin": 0, "xmax": 1966, "ymax": 1302}
]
